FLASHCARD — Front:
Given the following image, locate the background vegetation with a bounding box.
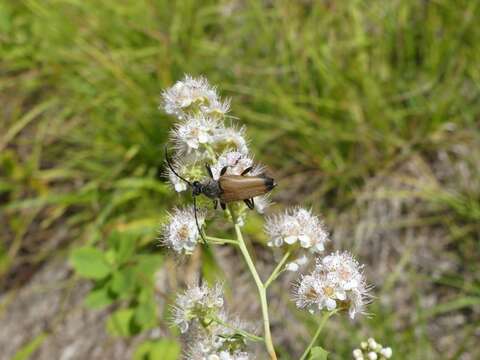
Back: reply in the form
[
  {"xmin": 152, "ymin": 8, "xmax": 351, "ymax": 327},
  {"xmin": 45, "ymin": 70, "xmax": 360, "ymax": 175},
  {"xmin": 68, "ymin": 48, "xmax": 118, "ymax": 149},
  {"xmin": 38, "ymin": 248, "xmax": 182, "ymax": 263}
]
[{"xmin": 1, "ymin": 0, "xmax": 479, "ymax": 359}]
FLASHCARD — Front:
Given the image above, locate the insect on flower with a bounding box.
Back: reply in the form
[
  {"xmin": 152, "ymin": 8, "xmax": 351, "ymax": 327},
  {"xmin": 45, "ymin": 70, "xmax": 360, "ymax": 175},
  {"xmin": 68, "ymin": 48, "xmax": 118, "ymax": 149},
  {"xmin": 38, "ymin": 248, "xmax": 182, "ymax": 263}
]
[{"xmin": 165, "ymin": 147, "xmax": 276, "ymax": 240}]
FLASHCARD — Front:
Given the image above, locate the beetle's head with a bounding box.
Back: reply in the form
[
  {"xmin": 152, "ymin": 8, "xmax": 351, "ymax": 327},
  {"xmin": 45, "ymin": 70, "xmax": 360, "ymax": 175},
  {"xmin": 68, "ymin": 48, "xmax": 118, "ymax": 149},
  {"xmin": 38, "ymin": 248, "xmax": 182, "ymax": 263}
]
[{"xmin": 192, "ymin": 181, "xmax": 202, "ymax": 196}]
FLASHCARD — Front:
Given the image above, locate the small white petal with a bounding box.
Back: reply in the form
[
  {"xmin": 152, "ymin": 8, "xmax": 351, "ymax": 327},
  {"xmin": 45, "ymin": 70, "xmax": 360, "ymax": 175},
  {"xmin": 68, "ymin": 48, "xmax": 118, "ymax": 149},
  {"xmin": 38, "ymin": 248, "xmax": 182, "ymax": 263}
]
[
  {"xmin": 286, "ymin": 262, "xmax": 300, "ymax": 272},
  {"xmin": 284, "ymin": 235, "xmax": 298, "ymax": 244}
]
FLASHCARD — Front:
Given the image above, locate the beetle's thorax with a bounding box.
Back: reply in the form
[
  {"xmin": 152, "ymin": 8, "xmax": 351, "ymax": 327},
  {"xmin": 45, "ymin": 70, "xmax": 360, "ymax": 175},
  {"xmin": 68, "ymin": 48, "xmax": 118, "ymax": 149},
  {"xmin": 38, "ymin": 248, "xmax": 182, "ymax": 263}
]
[{"xmin": 199, "ymin": 179, "xmax": 222, "ymax": 199}]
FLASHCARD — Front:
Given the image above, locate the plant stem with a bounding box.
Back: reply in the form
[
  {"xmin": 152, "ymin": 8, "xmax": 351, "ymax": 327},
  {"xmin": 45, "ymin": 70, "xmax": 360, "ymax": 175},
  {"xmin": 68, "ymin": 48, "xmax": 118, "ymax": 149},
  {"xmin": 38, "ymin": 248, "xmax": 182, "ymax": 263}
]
[
  {"xmin": 212, "ymin": 315, "xmax": 264, "ymax": 342},
  {"xmin": 234, "ymin": 223, "xmax": 278, "ymax": 360},
  {"xmin": 299, "ymin": 311, "xmax": 335, "ymax": 360},
  {"xmin": 264, "ymin": 250, "xmax": 291, "ymax": 289},
  {"xmin": 205, "ymin": 235, "xmax": 238, "ymax": 245}
]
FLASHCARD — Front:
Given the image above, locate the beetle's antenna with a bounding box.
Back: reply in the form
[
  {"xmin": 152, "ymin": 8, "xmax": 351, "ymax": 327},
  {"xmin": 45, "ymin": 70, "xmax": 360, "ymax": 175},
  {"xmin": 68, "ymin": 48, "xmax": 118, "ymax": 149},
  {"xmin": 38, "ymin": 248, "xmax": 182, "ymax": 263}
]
[
  {"xmin": 164, "ymin": 146, "xmax": 192, "ymax": 186},
  {"xmin": 193, "ymin": 195, "xmax": 206, "ymax": 243}
]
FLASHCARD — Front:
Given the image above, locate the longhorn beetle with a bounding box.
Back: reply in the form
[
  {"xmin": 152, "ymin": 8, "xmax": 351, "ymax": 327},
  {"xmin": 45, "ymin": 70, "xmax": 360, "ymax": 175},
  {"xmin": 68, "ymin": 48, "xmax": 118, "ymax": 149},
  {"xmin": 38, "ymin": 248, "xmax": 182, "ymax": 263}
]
[{"xmin": 165, "ymin": 148, "xmax": 276, "ymax": 241}]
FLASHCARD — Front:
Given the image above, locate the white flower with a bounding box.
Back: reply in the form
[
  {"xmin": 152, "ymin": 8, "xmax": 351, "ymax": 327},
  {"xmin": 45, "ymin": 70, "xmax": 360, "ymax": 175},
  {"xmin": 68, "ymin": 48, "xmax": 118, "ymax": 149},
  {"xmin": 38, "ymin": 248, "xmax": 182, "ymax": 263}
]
[
  {"xmin": 352, "ymin": 338, "xmax": 392, "ymax": 360},
  {"xmin": 185, "ymin": 312, "xmax": 254, "ymax": 360},
  {"xmin": 293, "ymin": 251, "xmax": 370, "ymax": 319},
  {"xmin": 265, "ymin": 208, "xmax": 329, "ymax": 252},
  {"xmin": 210, "ymin": 151, "xmax": 261, "ymax": 180},
  {"xmin": 171, "ymin": 115, "xmax": 222, "ymax": 156},
  {"xmin": 286, "ymin": 255, "xmax": 308, "ymax": 272},
  {"xmin": 172, "ymin": 283, "xmax": 224, "ymax": 333},
  {"xmin": 212, "ymin": 126, "xmax": 249, "ymax": 155},
  {"xmin": 162, "ymin": 75, "xmax": 230, "ymax": 119},
  {"xmin": 161, "ymin": 207, "xmax": 205, "ymax": 254},
  {"xmin": 166, "ymin": 159, "xmax": 190, "ymax": 192},
  {"xmin": 253, "ymin": 194, "xmax": 271, "ymax": 214},
  {"xmin": 380, "ymin": 348, "xmax": 392, "ymax": 358}
]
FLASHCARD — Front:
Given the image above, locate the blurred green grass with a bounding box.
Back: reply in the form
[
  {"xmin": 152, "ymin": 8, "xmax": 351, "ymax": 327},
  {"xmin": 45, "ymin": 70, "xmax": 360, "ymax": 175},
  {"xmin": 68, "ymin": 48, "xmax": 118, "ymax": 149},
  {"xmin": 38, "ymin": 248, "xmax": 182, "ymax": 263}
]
[{"xmin": 1, "ymin": 0, "xmax": 480, "ymax": 359}]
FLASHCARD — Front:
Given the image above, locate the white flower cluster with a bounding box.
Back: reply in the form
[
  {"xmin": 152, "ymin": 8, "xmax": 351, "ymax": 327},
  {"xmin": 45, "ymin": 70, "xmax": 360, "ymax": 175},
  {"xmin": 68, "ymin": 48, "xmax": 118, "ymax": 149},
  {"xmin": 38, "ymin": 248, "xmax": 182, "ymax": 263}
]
[
  {"xmin": 265, "ymin": 207, "xmax": 329, "ymax": 251},
  {"xmin": 353, "ymin": 338, "xmax": 392, "ymax": 360},
  {"xmin": 161, "ymin": 75, "xmax": 271, "ymax": 215},
  {"xmin": 172, "ymin": 283, "xmax": 254, "ymax": 359},
  {"xmin": 293, "ymin": 251, "xmax": 370, "ymax": 319},
  {"xmin": 265, "ymin": 207, "xmax": 329, "ymax": 271},
  {"xmin": 172, "ymin": 283, "xmax": 225, "ymax": 333},
  {"xmin": 161, "ymin": 207, "xmax": 206, "ymax": 254},
  {"xmin": 162, "ymin": 75, "xmax": 248, "ymax": 167},
  {"xmin": 162, "ymin": 75, "xmax": 230, "ymax": 120},
  {"xmin": 186, "ymin": 314, "xmax": 252, "ymax": 360}
]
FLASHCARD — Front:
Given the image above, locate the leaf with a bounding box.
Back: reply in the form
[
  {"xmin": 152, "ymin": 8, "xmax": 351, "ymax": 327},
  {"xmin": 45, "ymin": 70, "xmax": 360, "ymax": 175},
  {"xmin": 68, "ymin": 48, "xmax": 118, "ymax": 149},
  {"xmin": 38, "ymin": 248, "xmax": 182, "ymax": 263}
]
[
  {"xmin": 106, "ymin": 309, "xmax": 140, "ymax": 337},
  {"xmin": 134, "ymin": 339, "xmax": 180, "ymax": 360},
  {"xmin": 84, "ymin": 286, "xmax": 115, "ymax": 309},
  {"xmin": 308, "ymin": 346, "xmax": 329, "ymax": 360},
  {"xmin": 135, "ymin": 289, "xmax": 157, "ymax": 330},
  {"xmin": 70, "ymin": 247, "xmax": 111, "ymax": 279},
  {"xmin": 107, "ymin": 231, "xmax": 136, "ymax": 264},
  {"xmin": 110, "ymin": 268, "xmax": 136, "ymax": 297}
]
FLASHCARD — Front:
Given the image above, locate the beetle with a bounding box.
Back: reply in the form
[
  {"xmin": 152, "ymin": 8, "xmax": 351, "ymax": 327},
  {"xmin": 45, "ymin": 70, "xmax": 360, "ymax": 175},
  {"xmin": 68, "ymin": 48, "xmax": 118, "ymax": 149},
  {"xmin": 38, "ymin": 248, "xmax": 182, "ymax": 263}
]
[{"xmin": 165, "ymin": 148, "xmax": 276, "ymax": 239}]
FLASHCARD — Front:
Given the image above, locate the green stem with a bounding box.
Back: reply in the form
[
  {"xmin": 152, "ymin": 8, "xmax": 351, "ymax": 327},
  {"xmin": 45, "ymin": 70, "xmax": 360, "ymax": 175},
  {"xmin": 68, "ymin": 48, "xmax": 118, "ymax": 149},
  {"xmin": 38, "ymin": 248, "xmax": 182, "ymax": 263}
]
[
  {"xmin": 212, "ymin": 316, "xmax": 264, "ymax": 342},
  {"xmin": 299, "ymin": 311, "xmax": 336, "ymax": 360},
  {"xmin": 234, "ymin": 223, "xmax": 278, "ymax": 360},
  {"xmin": 205, "ymin": 235, "xmax": 238, "ymax": 245},
  {"xmin": 264, "ymin": 250, "xmax": 291, "ymax": 289}
]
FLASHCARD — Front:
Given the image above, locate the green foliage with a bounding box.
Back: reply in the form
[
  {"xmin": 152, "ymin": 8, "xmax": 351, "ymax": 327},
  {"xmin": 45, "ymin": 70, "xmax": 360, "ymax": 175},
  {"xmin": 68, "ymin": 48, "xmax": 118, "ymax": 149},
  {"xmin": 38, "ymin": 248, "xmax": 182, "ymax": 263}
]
[
  {"xmin": 70, "ymin": 247, "xmax": 112, "ymax": 280},
  {"xmin": 134, "ymin": 339, "xmax": 181, "ymax": 360},
  {"xmin": 309, "ymin": 347, "xmax": 329, "ymax": 360}
]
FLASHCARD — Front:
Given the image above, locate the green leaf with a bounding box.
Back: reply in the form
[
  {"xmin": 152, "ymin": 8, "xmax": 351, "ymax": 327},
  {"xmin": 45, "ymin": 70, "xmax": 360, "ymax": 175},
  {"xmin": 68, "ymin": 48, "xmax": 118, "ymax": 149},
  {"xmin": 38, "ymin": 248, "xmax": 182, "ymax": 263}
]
[
  {"xmin": 106, "ymin": 309, "xmax": 140, "ymax": 337},
  {"xmin": 84, "ymin": 286, "xmax": 115, "ymax": 309},
  {"xmin": 134, "ymin": 299, "xmax": 157, "ymax": 330},
  {"xmin": 70, "ymin": 247, "xmax": 111, "ymax": 279},
  {"xmin": 110, "ymin": 268, "xmax": 136, "ymax": 297},
  {"xmin": 308, "ymin": 346, "xmax": 329, "ymax": 360},
  {"xmin": 134, "ymin": 339, "xmax": 180, "ymax": 360},
  {"xmin": 107, "ymin": 231, "xmax": 136, "ymax": 264}
]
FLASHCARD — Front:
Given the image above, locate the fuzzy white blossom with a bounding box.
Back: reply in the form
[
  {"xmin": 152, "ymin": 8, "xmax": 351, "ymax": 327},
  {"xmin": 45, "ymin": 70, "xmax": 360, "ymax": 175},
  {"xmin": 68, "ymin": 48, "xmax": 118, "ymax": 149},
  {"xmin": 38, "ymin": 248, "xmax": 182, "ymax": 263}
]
[
  {"xmin": 293, "ymin": 251, "xmax": 370, "ymax": 319},
  {"xmin": 162, "ymin": 75, "xmax": 230, "ymax": 119},
  {"xmin": 172, "ymin": 283, "xmax": 224, "ymax": 334},
  {"xmin": 185, "ymin": 314, "xmax": 254, "ymax": 360},
  {"xmin": 212, "ymin": 126, "xmax": 249, "ymax": 155},
  {"xmin": 210, "ymin": 151, "xmax": 261, "ymax": 180},
  {"xmin": 161, "ymin": 207, "xmax": 205, "ymax": 254},
  {"xmin": 171, "ymin": 115, "xmax": 222, "ymax": 156},
  {"xmin": 166, "ymin": 159, "xmax": 190, "ymax": 192},
  {"xmin": 265, "ymin": 207, "xmax": 329, "ymax": 253},
  {"xmin": 353, "ymin": 338, "xmax": 392, "ymax": 360}
]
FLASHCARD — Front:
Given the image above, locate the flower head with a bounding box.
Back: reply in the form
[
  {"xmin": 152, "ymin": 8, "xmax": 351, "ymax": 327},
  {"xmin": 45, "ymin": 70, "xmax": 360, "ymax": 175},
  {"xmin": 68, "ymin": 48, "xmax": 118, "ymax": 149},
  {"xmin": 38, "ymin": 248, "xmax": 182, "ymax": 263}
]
[
  {"xmin": 353, "ymin": 338, "xmax": 392, "ymax": 359},
  {"xmin": 172, "ymin": 283, "xmax": 224, "ymax": 333},
  {"xmin": 185, "ymin": 314, "xmax": 253, "ymax": 360},
  {"xmin": 210, "ymin": 151, "xmax": 261, "ymax": 180},
  {"xmin": 212, "ymin": 126, "xmax": 249, "ymax": 155},
  {"xmin": 162, "ymin": 75, "xmax": 230, "ymax": 119},
  {"xmin": 293, "ymin": 251, "xmax": 370, "ymax": 319},
  {"xmin": 161, "ymin": 207, "xmax": 205, "ymax": 254},
  {"xmin": 171, "ymin": 115, "xmax": 222, "ymax": 156},
  {"xmin": 265, "ymin": 207, "xmax": 329, "ymax": 252}
]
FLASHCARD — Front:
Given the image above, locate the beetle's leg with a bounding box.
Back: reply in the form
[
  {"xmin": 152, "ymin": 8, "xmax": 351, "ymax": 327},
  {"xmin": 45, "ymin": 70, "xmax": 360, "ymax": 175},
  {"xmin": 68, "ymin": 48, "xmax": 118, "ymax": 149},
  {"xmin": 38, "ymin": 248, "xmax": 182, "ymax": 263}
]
[
  {"xmin": 220, "ymin": 166, "xmax": 228, "ymax": 176},
  {"xmin": 220, "ymin": 202, "xmax": 226, "ymax": 210},
  {"xmin": 205, "ymin": 164, "xmax": 214, "ymax": 179},
  {"xmin": 244, "ymin": 199, "xmax": 254, "ymax": 210},
  {"xmin": 241, "ymin": 166, "xmax": 253, "ymax": 176},
  {"xmin": 213, "ymin": 200, "xmax": 218, "ymax": 210}
]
